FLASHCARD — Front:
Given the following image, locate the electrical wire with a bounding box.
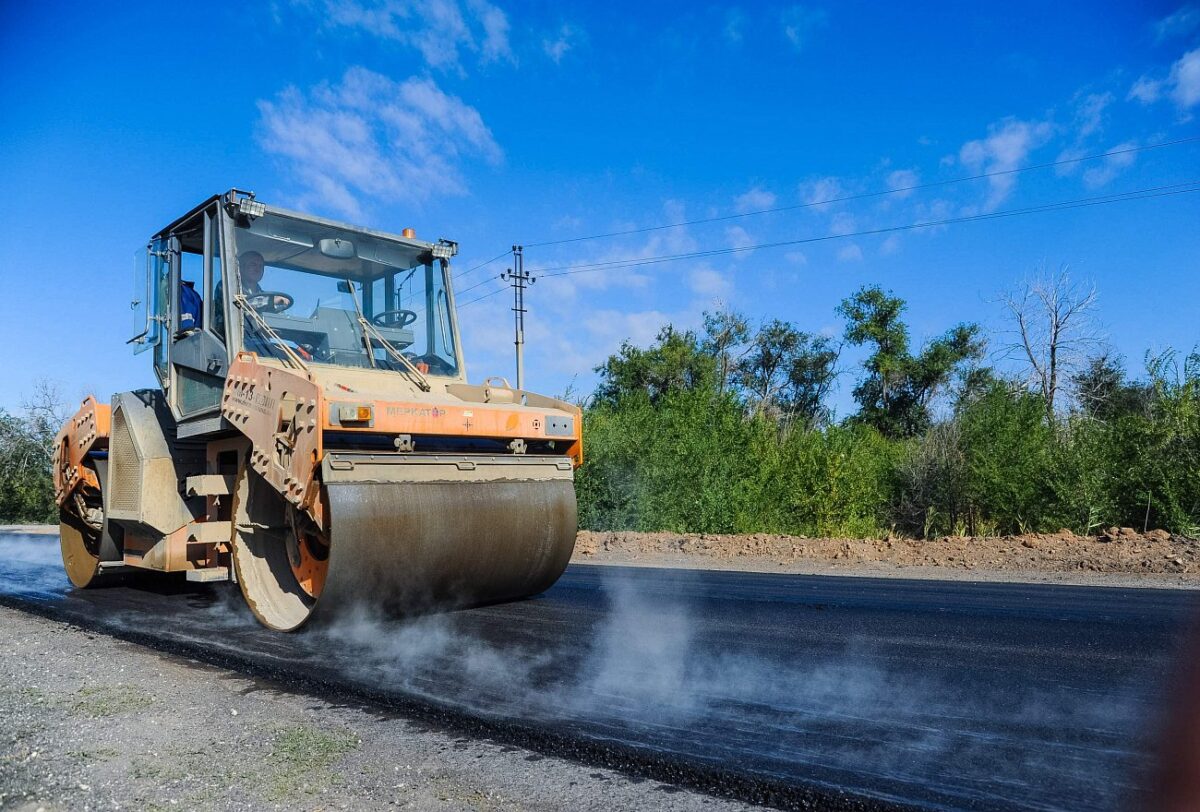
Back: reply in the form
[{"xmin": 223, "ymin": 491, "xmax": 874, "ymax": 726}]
[
  {"xmin": 523, "ymin": 135, "xmax": 1200, "ymax": 249},
  {"xmin": 452, "ymin": 249, "xmax": 511, "ymax": 281},
  {"xmin": 457, "ymin": 285, "xmax": 509, "ymax": 309},
  {"xmin": 453, "ymin": 273, "xmax": 504, "ymax": 299},
  {"xmin": 526, "ymin": 181, "xmax": 1200, "ymax": 279}
]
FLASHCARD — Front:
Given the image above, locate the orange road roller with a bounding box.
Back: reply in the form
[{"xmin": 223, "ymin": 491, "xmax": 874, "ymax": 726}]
[{"xmin": 52, "ymin": 189, "xmax": 581, "ymax": 630}]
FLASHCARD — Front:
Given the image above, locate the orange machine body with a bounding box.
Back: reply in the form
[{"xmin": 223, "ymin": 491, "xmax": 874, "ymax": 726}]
[{"xmin": 52, "ymin": 396, "xmax": 111, "ymax": 502}]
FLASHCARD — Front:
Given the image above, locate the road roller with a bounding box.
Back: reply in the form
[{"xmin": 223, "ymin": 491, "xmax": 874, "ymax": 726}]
[{"xmin": 52, "ymin": 189, "xmax": 581, "ymax": 631}]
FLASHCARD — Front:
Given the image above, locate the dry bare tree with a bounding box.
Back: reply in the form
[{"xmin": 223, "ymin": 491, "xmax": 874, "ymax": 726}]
[{"xmin": 999, "ymin": 265, "xmax": 1102, "ymax": 423}]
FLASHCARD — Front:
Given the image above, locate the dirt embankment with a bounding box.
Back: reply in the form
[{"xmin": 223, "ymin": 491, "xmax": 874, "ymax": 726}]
[{"xmin": 574, "ymin": 526, "xmax": 1200, "ymax": 587}]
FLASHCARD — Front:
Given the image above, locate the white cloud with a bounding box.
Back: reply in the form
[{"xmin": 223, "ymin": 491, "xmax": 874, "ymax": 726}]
[
  {"xmin": 829, "ymin": 211, "xmax": 856, "ymax": 236},
  {"xmin": 958, "ymin": 117, "xmax": 1053, "ymax": 210},
  {"xmin": 1129, "ymin": 75, "xmax": 1164, "ymax": 103},
  {"xmin": 912, "ymin": 197, "xmax": 955, "ymax": 234},
  {"xmin": 583, "ymin": 309, "xmax": 675, "ymax": 350},
  {"xmin": 836, "ymin": 243, "xmax": 863, "ymax": 262},
  {"xmin": 530, "ymin": 200, "xmax": 696, "ymax": 301},
  {"xmin": 1155, "ymin": 5, "xmax": 1200, "ymax": 42},
  {"xmin": 885, "ymin": 168, "xmax": 919, "ymax": 198},
  {"xmin": 257, "ymin": 67, "xmax": 502, "ymax": 218},
  {"xmin": 1081, "ymin": 141, "xmax": 1138, "ymax": 189},
  {"xmin": 688, "ymin": 266, "xmax": 731, "ymax": 298},
  {"xmin": 734, "ymin": 186, "xmax": 777, "ymax": 212},
  {"xmin": 724, "ymin": 7, "xmax": 746, "ymax": 43},
  {"xmin": 879, "ymin": 235, "xmax": 901, "ymax": 256},
  {"xmin": 1053, "ymin": 146, "xmax": 1085, "ymax": 177},
  {"xmin": 799, "ymin": 176, "xmax": 844, "ymax": 206},
  {"xmin": 1128, "ymin": 47, "xmax": 1200, "ymax": 111},
  {"xmin": 724, "ymin": 225, "xmax": 755, "ymax": 250},
  {"xmin": 317, "ymin": 0, "xmax": 513, "ymax": 70},
  {"xmin": 660, "ymin": 200, "xmax": 699, "ymax": 253},
  {"xmin": 543, "ymin": 23, "xmax": 583, "ymax": 63},
  {"xmin": 780, "ymin": 5, "xmax": 828, "ymax": 52},
  {"xmin": 1169, "ymin": 47, "xmax": 1200, "ymax": 108},
  {"xmin": 471, "ymin": 0, "xmax": 513, "ymax": 63},
  {"xmin": 1073, "ymin": 91, "xmax": 1113, "ymax": 138},
  {"xmin": 784, "ymin": 250, "xmax": 808, "ymax": 265}
]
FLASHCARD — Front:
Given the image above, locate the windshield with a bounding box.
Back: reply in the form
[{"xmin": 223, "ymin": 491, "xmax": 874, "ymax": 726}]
[{"xmin": 227, "ymin": 212, "xmax": 460, "ymax": 377}]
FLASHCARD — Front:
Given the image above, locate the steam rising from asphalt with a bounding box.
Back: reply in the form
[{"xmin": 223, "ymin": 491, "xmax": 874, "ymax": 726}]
[
  {"xmin": 0, "ymin": 533, "xmax": 1151, "ymax": 808},
  {"xmin": 0, "ymin": 534, "xmax": 71, "ymax": 597},
  {"xmin": 317, "ymin": 570, "xmax": 909, "ymax": 727},
  {"xmin": 312, "ymin": 565, "xmax": 1144, "ymax": 803}
]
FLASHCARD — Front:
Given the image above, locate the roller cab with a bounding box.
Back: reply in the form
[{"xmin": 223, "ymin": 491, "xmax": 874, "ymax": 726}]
[{"xmin": 53, "ymin": 189, "xmax": 581, "ymax": 630}]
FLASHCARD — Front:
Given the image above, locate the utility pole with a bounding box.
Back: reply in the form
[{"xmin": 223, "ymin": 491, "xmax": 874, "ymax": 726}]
[{"xmin": 500, "ymin": 245, "xmax": 534, "ymax": 390}]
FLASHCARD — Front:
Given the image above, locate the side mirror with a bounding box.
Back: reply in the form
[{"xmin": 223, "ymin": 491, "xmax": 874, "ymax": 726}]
[{"xmin": 337, "ymin": 280, "xmax": 354, "ymax": 294}]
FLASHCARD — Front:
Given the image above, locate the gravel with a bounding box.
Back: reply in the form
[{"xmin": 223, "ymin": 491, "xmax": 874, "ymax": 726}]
[{"xmin": 0, "ymin": 606, "xmax": 753, "ymax": 811}]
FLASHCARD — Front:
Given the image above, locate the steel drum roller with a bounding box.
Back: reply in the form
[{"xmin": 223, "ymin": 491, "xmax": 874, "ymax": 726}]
[{"xmin": 232, "ymin": 454, "xmax": 577, "ymax": 631}]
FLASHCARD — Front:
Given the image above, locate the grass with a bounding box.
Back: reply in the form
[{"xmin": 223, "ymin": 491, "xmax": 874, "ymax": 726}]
[
  {"xmin": 72, "ymin": 684, "xmax": 148, "ymax": 718},
  {"xmin": 265, "ymin": 724, "xmax": 360, "ymax": 801}
]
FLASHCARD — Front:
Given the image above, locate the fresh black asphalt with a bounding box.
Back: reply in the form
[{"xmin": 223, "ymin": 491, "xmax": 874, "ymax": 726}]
[{"xmin": 1, "ymin": 532, "xmax": 1195, "ymax": 811}]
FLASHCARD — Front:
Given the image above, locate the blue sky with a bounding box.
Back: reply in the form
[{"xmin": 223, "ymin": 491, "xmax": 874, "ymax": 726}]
[{"xmin": 1, "ymin": 1, "xmax": 1198, "ymax": 416}]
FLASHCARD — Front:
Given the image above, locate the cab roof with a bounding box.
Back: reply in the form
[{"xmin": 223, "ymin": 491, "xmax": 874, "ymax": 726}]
[{"xmin": 152, "ymin": 189, "xmax": 444, "ymax": 256}]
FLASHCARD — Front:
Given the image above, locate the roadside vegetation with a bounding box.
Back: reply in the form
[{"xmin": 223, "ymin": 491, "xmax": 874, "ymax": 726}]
[
  {"xmin": 578, "ymin": 270, "xmax": 1200, "ymax": 538},
  {"xmin": 2, "ymin": 270, "xmax": 1196, "ymax": 538},
  {"xmin": 0, "ymin": 382, "xmax": 65, "ymax": 524}
]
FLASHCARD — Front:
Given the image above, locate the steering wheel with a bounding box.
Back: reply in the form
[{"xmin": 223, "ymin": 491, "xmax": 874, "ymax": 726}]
[
  {"xmin": 246, "ymin": 291, "xmax": 294, "ymax": 314},
  {"xmin": 372, "ymin": 309, "xmax": 418, "ymax": 329}
]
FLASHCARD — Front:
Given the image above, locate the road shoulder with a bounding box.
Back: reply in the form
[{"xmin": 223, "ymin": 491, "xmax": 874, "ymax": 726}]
[{"xmin": 0, "ymin": 605, "xmax": 751, "ymax": 812}]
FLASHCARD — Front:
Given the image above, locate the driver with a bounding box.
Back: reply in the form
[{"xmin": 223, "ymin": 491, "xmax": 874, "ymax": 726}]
[{"xmin": 213, "ymin": 251, "xmax": 290, "ymax": 333}]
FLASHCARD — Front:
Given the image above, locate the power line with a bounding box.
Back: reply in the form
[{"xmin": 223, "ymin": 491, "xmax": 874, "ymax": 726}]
[
  {"xmin": 529, "ymin": 181, "xmax": 1200, "ymax": 279},
  {"xmin": 457, "ymin": 285, "xmax": 508, "ymax": 309},
  {"xmin": 452, "ymin": 249, "xmax": 510, "ymax": 281},
  {"xmin": 523, "ymin": 135, "xmax": 1200, "ymax": 249},
  {"xmin": 453, "ymin": 273, "xmax": 502, "ymax": 299}
]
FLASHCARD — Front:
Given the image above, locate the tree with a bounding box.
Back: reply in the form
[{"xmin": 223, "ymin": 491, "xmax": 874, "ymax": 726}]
[
  {"xmin": 1000, "ymin": 266, "xmax": 1101, "ymax": 424},
  {"xmin": 701, "ymin": 310, "xmax": 750, "ymax": 394},
  {"xmin": 727, "ymin": 320, "xmax": 841, "ymax": 425},
  {"xmin": 838, "ymin": 285, "xmax": 983, "ymax": 437},
  {"xmin": 1071, "ymin": 353, "xmax": 1149, "ymax": 421},
  {"xmin": 735, "ymin": 319, "xmax": 801, "ymax": 417},
  {"xmin": 0, "ymin": 381, "xmax": 68, "ymax": 523},
  {"xmin": 781, "ymin": 332, "xmax": 840, "ymax": 428},
  {"xmin": 593, "ymin": 326, "xmax": 717, "ymax": 406}
]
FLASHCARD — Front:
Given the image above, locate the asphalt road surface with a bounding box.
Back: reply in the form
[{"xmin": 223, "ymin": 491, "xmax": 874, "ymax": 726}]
[{"xmin": 1, "ymin": 531, "xmax": 1196, "ymax": 811}]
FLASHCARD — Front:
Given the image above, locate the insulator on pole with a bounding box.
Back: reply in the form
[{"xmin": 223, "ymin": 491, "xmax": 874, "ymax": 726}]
[{"xmin": 500, "ymin": 245, "xmax": 534, "ymax": 390}]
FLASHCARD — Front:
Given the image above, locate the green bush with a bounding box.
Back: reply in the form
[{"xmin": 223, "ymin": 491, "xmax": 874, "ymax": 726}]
[
  {"xmin": 958, "ymin": 383, "xmax": 1060, "ymax": 535},
  {"xmin": 753, "ymin": 423, "xmax": 897, "ymax": 537},
  {"xmin": 577, "ymin": 388, "xmax": 763, "ymax": 533},
  {"xmin": 577, "ymin": 387, "xmax": 897, "ymax": 537},
  {"xmin": 577, "ymin": 350, "xmax": 1200, "ymax": 539}
]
